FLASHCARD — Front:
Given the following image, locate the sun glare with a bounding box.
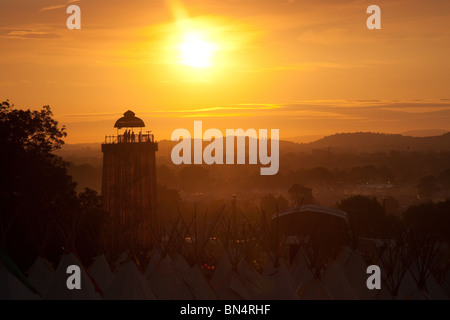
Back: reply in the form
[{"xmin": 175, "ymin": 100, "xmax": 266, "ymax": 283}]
[{"xmin": 178, "ymin": 32, "xmax": 216, "ymax": 68}]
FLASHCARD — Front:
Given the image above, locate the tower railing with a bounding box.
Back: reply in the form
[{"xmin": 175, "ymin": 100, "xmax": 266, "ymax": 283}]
[{"xmin": 104, "ymin": 133, "xmax": 155, "ymax": 144}]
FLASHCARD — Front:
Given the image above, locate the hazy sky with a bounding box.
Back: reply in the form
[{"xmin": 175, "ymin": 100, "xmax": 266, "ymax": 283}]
[{"xmin": 1, "ymin": 0, "xmax": 449, "ymax": 143}]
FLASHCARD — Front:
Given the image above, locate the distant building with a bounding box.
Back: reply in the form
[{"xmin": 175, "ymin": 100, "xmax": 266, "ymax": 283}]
[{"xmin": 101, "ymin": 110, "xmax": 158, "ymax": 254}]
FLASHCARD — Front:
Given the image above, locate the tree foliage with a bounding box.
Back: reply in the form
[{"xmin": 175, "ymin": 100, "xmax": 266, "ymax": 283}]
[
  {"xmin": 0, "ymin": 100, "xmax": 104, "ymax": 270},
  {"xmin": 338, "ymin": 195, "xmax": 386, "ymax": 241},
  {"xmin": 288, "ymin": 184, "xmax": 315, "ymax": 207}
]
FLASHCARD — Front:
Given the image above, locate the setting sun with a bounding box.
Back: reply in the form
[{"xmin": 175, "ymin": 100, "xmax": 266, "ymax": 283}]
[{"xmin": 178, "ymin": 32, "xmax": 216, "ymax": 68}]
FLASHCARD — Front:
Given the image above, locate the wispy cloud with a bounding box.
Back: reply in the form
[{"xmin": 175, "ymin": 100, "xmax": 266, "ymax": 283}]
[
  {"xmin": 381, "ymin": 106, "xmax": 450, "ymax": 114},
  {"xmin": 4, "ymin": 30, "xmax": 62, "ymax": 39},
  {"xmin": 39, "ymin": 5, "xmax": 67, "ymax": 12},
  {"xmin": 178, "ymin": 112, "xmax": 254, "ymax": 118},
  {"xmin": 60, "ymin": 100, "xmax": 450, "ymax": 121},
  {"xmin": 39, "ymin": 0, "xmax": 81, "ymax": 12}
]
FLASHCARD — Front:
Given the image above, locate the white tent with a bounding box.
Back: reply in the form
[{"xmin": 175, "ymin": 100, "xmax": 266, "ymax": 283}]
[
  {"xmin": 210, "ymin": 253, "xmax": 249, "ymax": 299},
  {"xmin": 442, "ymin": 270, "xmax": 450, "ymax": 296},
  {"xmin": 228, "ymin": 271, "xmax": 253, "ymax": 299},
  {"xmin": 27, "ymin": 257, "xmax": 55, "ymax": 297},
  {"xmin": 44, "ymin": 252, "xmax": 101, "ymax": 300},
  {"xmin": 257, "ymin": 260, "xmax": 298, "ymax": 300},
  {"xmin": 404, "ymin": 289, "xmax": 432, "ymax": 300},
  {"xmin": 214, "ymin": 270, "xmax": 251, "ymax": 300},
  {"xmin": 296, "ymin": 277, "xmax": 333, "ymax": 300},
  {"xmin": 423, "ymin": 273, "xmax": 448, "ymax": 300},
  {"xmin": 336, "ymin": 246, "xmax": 352, "ymax": 266},
  {"xmin": 88, "ymin": 254, "xmax": 114, "ymax": 294},
  {"xmin": 104, "ymin": 261, "xmax": 156, "ymax": 300},
  {"xmin": 323, "ymin": 260, "xmax": 358, "ymax": 299},
  {"xmin": 171, "ymin": 252, "xmax": 191, "ymax": 275},
  {"xmin": 0, "ymin": 260, "xmax": 39, "ymax": 300},
  {"xmin": 397, "ymin": 269, "xmax": 419, "ymax": 299},
  {"xmin": 237, "ymin": 259, "xmax": 262, "ymax": 299},
  {"xmin": 147, "ymin": 255, "xmax": 194, "ymax": 299},
  {"xmin": 170, "ymin": 253, "xmax": 203, "ymax": 299},
  {"xmin": 238, "ymin": 258, "xmax": 259, "ymax": 280},
  {"xmin": 112, "ymin": 251, "xmax": 129, "ymax": 273},
  {"xmin": 340, "ymin": 249, "xmax": 374, "ymax": 300},
  {"xmin": 182, "ymin": 264, "xmax": 218, "ymax": 300},
  {"xmin": 144, "ymin": 249, "xmax": 161, "ymax": 280},
  {"xmin": 289, "ymin": 250, "xmax": 313, "ymax": 288},
  {"xmin": 400, "ymin": 262, "xmax": 448, "ymax": 300},
  {"xmin": 210, "ymin": 253, "xmax": 233, "ymax": 289}
]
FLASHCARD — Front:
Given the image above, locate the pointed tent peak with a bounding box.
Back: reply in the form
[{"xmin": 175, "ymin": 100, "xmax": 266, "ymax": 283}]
[
  {"xmin": 114, "ymin": 110, "xmax": 145, "ymax": 129},
  {"xmin": 336, "ymin": 246, "xmax": 353, "ymax": 266},
  {"xmin": 88, "ymin": 255, "xmax": 114, "ymax": 293},
  {"xmin": 104, "ymin": 261, "xmax": 156, "ymax": 300},
  {"xmin": 43, "ymin": 253, "xmax": 101, "ymax": 300},
  {"xmin": 0, "ymin": 261, "xmax": 40, "ymax": 300},
  {"xmin": 296, "ymin": 278, "xmax": 333, "ymax": 300},
  {"xmin": 0, "ymin": 250, "xmax": 40, "ymax": 299},
  {"xmin": 27, "ymin": 257, "xmax": 55, "ymax": 296}
]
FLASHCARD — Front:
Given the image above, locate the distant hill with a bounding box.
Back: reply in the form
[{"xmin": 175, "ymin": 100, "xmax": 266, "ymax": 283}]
[
  {"xmin": 155, "ymin": 138, "xmax": 304, "ymax": 158},
  {"xmin": 284, "ymin": 135, "xmax": 324, "ymax": 143},
  {"xmin": 56, "ymin": 132, "xmax": 450, "ymax": 193},
  {"xmin": 401, "ymin": 129, "xmax": 449, "ymax": 137},
  {"xmin": 305, "ymin": 132, "xmax": 450, "ymax": 152},
  {"xmin": 56, "ymin": 132, "xmax": 450, "ymax": 167}
]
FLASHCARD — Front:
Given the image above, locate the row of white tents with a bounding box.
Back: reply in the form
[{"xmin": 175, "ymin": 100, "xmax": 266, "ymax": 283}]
[{"xmin": 2, "ymin": 246, "xmax": 450, "ymax": 300}]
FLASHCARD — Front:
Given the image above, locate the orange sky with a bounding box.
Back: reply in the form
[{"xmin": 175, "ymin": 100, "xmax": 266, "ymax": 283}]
[{"xmin": 1, "ymin": 0, "xmax": 450, "ymax": 143}]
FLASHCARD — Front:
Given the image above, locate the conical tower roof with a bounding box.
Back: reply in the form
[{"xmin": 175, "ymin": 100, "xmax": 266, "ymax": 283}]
[{"xmin": 114, "ymin": 110, "xmax": 145, "ymax": 129}]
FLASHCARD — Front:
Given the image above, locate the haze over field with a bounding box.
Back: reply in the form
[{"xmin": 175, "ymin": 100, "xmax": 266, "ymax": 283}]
[{"xmin": 1, "ymin": 0, "xmax": 450, "ymax": 143}]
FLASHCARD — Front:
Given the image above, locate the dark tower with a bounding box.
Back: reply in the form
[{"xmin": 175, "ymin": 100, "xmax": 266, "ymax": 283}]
[{"xmin": 101, "ymin": 110, "xmax": 158, "ymax": 254}]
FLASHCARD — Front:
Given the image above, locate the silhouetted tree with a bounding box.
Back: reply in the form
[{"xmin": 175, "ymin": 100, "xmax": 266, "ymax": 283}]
[
  {"xmin": 75, "ymin": 188, "xmax": 106, "ymax": 266},
  {"xmin": 404, "ymin": 200, "xmax": 450, "ymax": 243},
  {"xmin": 0, "ymin": 101, "xmax": 77, "ymax": 267},
  {"xmin": 383, "ymin": 196, "xmax": 400, "ymax": 216},
  {"xmin": 416, "ymin": 175, "xmax": 439, "ymax": 198},
  {"xmin": 338, "ymin": 195, "xmax": 386, "ymax": 247},
  {"xmin": 407, "ymin": 230, "xmax": 442, "ymax": 293},
  {"xmin": 0, "ymin": 100, "xmax": 104, "ymax": 270},
  {"xmin": 288, "ymin": 184, "xmax": 314, "ymax": 207},
  {"xmin": 157, "ymin": 183, "xmax": 182, "ymax": 222},
  {"xmin": 260, "ymin": 194, "xmax": 289, "ymax": 217},
  {"xmin": 438, "ymin": 169, "xmax": 450, "ymax": 190},
  {"xmin": 377, "ymin": 231, "xmax": 414, "ymax": 299}
]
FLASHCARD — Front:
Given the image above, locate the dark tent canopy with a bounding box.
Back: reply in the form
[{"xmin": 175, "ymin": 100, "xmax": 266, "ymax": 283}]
[
  {"xmin": 272, "ymin": 205, "xmax": 349, "ymax": 264},
  {"xmin": 272, "ymin": 204, "xmax": 348, "ymax": 236}
]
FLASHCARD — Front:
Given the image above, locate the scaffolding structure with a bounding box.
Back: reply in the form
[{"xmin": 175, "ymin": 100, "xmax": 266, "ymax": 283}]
[{"xmin": 101, "ymin": 110, "xmax": 158, "ymax": 254}]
